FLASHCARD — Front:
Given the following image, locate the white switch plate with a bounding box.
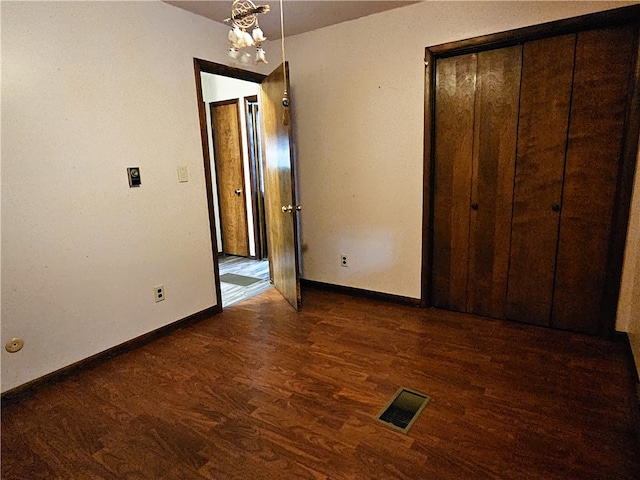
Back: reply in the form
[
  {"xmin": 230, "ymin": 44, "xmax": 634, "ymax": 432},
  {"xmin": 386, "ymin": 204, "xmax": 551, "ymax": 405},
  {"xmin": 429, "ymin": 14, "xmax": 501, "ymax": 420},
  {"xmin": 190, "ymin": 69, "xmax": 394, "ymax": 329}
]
[{"xmin": 177, "ymin": 166, "xmax": 188, "ymax": 183}]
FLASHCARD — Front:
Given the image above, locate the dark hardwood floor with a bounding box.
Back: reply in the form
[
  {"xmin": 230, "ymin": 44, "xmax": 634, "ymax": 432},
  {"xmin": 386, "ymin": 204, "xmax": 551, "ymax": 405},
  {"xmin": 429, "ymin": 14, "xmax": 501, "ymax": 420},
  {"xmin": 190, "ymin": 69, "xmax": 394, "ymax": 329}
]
[{"xmin": 2, "ymin": 288, "xmax": 639, "ymax": 479}]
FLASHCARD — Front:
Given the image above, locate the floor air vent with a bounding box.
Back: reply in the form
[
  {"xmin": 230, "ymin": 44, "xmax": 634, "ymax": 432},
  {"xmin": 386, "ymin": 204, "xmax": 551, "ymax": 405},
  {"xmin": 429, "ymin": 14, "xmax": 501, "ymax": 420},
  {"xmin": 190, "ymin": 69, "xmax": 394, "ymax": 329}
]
[{"xmin": 377, "ymin": 388, "xmax": 430, "ymax": 433}]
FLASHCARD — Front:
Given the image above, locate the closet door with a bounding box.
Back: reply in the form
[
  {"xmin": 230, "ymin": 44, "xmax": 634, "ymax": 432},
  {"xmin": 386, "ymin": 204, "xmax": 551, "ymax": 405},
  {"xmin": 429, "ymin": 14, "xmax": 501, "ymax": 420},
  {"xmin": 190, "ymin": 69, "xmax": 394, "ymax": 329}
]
[
  {"xmin": 505, "ymin": 35, "xmax": 576, "ymax": 325},
  {"xmin": 466, "ymin": 46, "xmax": 521, "ymax": 318},
  {"xmin": 432, "ymin": 54, "xmax": 477, "ymax": 311},
  {"xmin": 551, "ymin": 25, "xmax": 636, "ymax": 334}
]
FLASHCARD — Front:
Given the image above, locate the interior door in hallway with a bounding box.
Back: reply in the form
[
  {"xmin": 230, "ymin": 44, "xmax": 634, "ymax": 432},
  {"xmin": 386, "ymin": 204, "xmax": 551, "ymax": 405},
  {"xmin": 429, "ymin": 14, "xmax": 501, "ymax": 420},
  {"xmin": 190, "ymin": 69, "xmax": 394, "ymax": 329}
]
[
  {"xmin": 260, "ymin": 63, "xmax": 301, "ymax": 311},
  {"xmin": 210, "ymin": 99, "xmax": 250, "ymax": 257}
]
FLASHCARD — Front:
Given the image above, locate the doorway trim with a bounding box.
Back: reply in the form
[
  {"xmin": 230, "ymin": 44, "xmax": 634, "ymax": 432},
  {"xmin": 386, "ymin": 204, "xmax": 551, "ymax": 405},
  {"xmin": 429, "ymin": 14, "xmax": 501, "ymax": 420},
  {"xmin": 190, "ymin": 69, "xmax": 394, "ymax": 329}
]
[
  {"xmin": 193, "ymin": 59, "xmax": 267, "ymax": 308},
  {"xmin": 244, "ymin": 95, "xmax": 268, "ymax": 260}
]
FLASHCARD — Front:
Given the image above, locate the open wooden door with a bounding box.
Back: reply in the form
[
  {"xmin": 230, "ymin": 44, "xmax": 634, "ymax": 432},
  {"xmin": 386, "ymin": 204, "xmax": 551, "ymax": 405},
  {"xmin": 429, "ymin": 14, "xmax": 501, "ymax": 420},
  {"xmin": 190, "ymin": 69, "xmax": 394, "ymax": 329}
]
[{"xmin": 260, "ymin": 62, "xmax": 301, "ymax": 310}]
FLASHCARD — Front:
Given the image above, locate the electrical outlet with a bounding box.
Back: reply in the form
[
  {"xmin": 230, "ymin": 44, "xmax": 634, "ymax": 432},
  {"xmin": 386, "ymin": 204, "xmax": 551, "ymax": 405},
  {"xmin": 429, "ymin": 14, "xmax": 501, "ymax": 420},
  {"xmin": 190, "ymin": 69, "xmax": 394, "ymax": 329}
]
[
  {"xmin": 341, "ymin": 254, "xmax": 348, "ymax": 267},
  {"xmin": 154, "ymin": 285, "xmax": 165, "ymax": 302}
]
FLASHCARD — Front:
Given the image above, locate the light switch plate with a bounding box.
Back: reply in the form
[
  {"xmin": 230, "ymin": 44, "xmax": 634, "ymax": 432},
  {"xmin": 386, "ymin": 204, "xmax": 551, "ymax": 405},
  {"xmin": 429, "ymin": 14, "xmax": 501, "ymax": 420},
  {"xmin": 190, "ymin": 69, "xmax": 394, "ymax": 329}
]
[
  {"xmin": 127, "ymin": 167, "xmax": 141, "ymax": 187},
  {"xmin": 177, "ymin": 166, "xmax": 188, "ymax": 183}
]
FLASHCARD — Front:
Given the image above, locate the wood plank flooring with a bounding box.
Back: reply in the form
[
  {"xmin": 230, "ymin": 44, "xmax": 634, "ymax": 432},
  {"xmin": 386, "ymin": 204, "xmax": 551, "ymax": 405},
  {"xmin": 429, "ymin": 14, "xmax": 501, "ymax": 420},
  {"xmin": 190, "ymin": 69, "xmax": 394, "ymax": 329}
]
[{"xmin": 2, "ymin": 288, "xmax": 639, "ymax": 479}]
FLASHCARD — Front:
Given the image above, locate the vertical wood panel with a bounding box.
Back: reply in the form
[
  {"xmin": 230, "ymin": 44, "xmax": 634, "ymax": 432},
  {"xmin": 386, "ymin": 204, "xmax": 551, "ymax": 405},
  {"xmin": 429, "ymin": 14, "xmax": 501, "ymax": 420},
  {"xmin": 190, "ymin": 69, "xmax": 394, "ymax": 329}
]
[
  {"xmin": 211, "ymin": 100, "xmax": 250, "ymax": 257},
  {"xmin": 506, "ymin": 35, "xmax": 576, "ymax": 325},
  {"xmin": 600, "ymin": 26, "xmax": 640, "ymax": 339},
  {"xmin": 552, "ymin": 25, "xmax": 636, "ymax": 334},
  {"xmin": 421, "ymin": 48, "xmax": 435, "ymax": 308},
  {"xmin": 245, "ymin": 96, "xmax": 268, "ymax": 260},
  {"xmin": 432, "ymin": 54, "xmax": 477, "ymax": 312},
  {"xmin": 466, "ymin": 46, "xmax": 521, "ymax": 318}
]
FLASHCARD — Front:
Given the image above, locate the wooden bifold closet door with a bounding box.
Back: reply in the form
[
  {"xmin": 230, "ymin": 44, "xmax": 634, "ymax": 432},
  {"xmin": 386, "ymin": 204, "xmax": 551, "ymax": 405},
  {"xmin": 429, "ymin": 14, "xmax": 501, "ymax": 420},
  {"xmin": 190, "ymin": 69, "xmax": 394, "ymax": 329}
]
[
  {"xmin": 466, "ymin": 47, "xmax": 521, "ymax": 319},
  {"xmin": 432, "ymin": 45, "xmax": 521, "ymax": 319},
  {"xmin": 551, "ymin": 25, "xmax": 636, "ymax": 333},
  {"xmin": 507, "ymin": 25, "xmax": 636, "ymax": 334},
  {"xmin": 432, "ymin": 53, "xmax": 476, "ymax": 313},
  {"xmin": 431, "ymin": 21, "xmax": 637, "ymax": 335},
  {"xmin": 505, "ymin": 34, "xmax": 576, "ymax": 326}
]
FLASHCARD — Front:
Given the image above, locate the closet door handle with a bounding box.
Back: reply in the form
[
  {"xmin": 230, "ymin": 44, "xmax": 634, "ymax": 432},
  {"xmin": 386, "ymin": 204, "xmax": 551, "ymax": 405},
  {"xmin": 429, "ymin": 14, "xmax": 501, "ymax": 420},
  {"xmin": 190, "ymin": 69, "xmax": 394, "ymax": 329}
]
[
  {"xmin": 552, "ymin": 204, "xmax": 561, "ymax": 212},
  {"xmin": 235, "ymin": 189, "xmax": 242, "ymax": 196},
  {"xmin": 471, "ymin": 203, "xmax": 479, "ymax": 211}
]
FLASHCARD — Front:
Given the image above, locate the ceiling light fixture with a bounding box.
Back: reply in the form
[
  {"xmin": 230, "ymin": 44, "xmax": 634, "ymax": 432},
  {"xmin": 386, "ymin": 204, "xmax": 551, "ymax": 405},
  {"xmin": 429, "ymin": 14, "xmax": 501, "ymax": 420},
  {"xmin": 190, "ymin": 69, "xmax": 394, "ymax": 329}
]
[{"xmin": 225, "ymin": 0, "xmax": 270, "ymax": 65}]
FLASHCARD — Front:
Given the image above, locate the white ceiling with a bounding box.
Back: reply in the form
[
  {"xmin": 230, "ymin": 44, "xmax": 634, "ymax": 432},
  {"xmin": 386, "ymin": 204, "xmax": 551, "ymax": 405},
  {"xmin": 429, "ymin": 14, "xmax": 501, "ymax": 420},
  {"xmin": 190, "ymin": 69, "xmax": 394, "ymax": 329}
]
[{"xmin": 164, "ymin": 1, "xmax": 420, "ymax": 39}]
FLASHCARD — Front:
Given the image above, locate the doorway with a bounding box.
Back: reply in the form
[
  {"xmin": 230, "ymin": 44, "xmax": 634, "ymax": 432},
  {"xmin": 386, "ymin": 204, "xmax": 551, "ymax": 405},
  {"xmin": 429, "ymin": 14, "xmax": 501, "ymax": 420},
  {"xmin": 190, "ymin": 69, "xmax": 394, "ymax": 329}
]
[
  {"xmin": 193, "ymin": 59, "xmax": 302, "ymax": 311},
  {"xmin": 217, "ymin": 95, "xmax": 271, "ymax": 307},
  {"xmin": 201, "ymin": 72, "xmax": 270, "ymax": 307}
]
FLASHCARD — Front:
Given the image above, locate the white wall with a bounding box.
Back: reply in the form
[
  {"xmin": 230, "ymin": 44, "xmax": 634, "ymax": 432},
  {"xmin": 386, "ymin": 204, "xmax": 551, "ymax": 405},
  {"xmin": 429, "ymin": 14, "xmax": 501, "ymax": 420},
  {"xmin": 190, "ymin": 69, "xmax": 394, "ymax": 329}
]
[
  {"xmin": 0, "ymin": 1, "xmax": 262, "ymax": 392},
  {"xmin": 624, "ymin": 254, "xmax": 640, "ymax": 373},
  {"xmin": 279, "ymin": 1, "xmax": 639, "ymax": 300},
  {"xmin": 200, "ymin": 73, "xmax": 259, "ymax": 255}
]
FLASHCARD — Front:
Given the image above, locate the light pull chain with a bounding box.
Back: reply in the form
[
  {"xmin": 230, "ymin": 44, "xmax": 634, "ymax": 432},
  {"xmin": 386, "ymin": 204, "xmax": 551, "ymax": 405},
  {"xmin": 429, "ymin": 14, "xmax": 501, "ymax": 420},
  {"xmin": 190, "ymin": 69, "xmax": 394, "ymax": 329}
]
[{"xmin": 280, "ymin": 0, "xmax": 289, "ymax": 125}]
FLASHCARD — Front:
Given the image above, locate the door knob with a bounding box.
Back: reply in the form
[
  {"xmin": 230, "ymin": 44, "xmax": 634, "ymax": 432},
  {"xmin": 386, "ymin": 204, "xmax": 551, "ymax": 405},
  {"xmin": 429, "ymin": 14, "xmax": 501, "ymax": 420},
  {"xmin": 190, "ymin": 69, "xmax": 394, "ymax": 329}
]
[
  {"xmin": 281, "ymin": 204, "xmax": 301, "ymax": 213},
  {"xmin": 235, "ymin": 189, "xmax": 242, "ymax": 196},
  {"xmin": 552, "ymin": 204, "xmax": 561, "ymax": 212},
  {"xmin": 471, "ymin": 203, "xmax": 479, "ymax": 211}
]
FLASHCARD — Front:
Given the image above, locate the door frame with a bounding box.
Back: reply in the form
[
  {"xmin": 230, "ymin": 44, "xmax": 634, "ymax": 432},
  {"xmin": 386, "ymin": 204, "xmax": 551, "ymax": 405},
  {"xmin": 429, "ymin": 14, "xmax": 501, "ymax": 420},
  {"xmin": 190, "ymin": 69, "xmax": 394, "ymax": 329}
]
[
  {"xmin": 244, "ymin": 95, "xmax": 268, "ymax": 260},
  {"xmin": 193, "ymin": 59, "xmax": 266, "ymax": 308},
  {"xmin": 421, "ymin": 5, "xmax": 640, "ymax": 338}
]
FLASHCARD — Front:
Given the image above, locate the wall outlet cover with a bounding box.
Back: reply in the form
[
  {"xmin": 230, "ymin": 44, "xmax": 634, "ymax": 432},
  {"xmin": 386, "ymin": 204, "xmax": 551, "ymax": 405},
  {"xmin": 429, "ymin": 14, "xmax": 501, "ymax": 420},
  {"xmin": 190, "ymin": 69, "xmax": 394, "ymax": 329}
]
[{"xmin": 154, "ymin": 285, "xmax": 165, "ymax": 302}]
